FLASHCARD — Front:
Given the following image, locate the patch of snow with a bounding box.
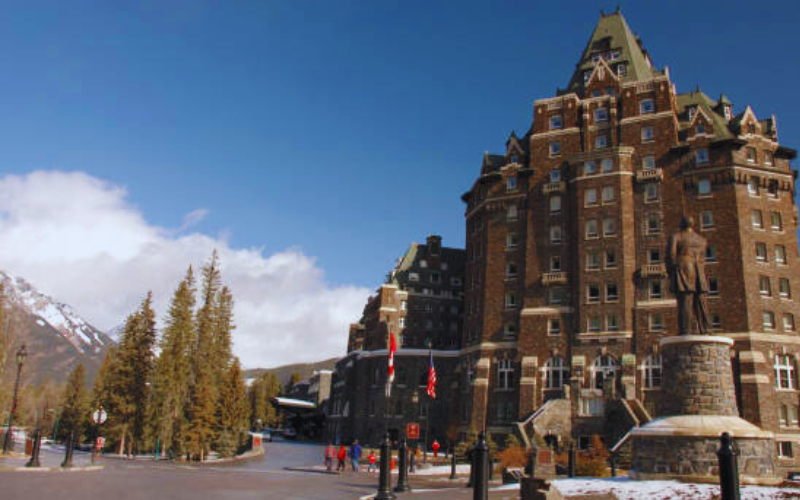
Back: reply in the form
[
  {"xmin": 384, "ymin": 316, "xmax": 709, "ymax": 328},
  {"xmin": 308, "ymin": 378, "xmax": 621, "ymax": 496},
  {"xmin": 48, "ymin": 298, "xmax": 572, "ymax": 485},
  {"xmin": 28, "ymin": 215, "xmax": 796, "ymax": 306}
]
[
  {"xmin": 551, "ymin": 477, "xmax": 797, "ymax": 500},
  {"xmin": 35, "ymin": 318, "xmax": 45, "ymax": 327},
  {"xmin": 410, "ymin": 464, "xmax": 471, "ymax": 476}
]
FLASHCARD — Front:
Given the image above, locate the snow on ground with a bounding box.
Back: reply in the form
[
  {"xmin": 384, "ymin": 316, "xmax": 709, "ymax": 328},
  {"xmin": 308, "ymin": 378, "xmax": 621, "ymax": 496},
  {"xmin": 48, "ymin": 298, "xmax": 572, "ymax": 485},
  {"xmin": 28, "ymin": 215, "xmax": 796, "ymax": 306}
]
[
  {"xmin": 552, "ymin": 477, "xmax": 800, "ymax": 500},
  {"xmin": 410, "ymin": 464, "xmax": 470, "ymax": 476}
]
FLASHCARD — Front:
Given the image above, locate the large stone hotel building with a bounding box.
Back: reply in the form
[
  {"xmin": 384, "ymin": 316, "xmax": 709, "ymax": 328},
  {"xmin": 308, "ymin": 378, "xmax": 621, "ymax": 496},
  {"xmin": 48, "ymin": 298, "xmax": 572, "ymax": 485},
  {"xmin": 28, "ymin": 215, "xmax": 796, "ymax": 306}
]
[{"xmin": 327, "ymin": 11, "xmax": 800, "ymax": 473}]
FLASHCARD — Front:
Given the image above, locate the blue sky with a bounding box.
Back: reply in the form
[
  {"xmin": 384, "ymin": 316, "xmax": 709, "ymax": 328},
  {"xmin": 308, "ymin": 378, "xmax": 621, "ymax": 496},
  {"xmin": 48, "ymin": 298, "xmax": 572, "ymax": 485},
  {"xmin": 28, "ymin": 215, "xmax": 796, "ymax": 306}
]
[
  {"xmin": 0, "ymin": 0, "xmax": 798, "ymax": 287},
  {"xmin": 0, "ymin": 1, "xmax": 798, "ymax": 366}
]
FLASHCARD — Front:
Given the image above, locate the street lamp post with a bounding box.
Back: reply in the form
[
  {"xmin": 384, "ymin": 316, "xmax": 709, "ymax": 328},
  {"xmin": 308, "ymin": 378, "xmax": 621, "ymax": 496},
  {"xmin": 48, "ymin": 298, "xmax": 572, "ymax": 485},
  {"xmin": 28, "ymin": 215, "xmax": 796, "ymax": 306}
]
[
  {"xmin": 410, "ymin": 391, "xmax": 419, "ymax": 472},
  {"xmin": 2, "ymin": 344, "xmax": 28, "ymax": 455}
]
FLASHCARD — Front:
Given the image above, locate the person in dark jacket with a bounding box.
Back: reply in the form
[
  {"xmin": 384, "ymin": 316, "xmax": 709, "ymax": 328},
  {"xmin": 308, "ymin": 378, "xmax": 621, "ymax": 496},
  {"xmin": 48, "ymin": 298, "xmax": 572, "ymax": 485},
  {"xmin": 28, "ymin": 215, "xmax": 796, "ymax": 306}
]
[{"xmin": 349, "ymin": 439, "xmax": 362, "ymax": 472}]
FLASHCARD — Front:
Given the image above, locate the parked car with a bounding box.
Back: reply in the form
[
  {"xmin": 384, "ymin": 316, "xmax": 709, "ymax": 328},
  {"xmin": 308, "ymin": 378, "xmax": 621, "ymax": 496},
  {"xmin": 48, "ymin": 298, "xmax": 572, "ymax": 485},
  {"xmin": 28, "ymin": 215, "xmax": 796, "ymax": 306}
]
[{"xmin": 283, "ymin": 428, "xmax": 297, "ymax": 440}]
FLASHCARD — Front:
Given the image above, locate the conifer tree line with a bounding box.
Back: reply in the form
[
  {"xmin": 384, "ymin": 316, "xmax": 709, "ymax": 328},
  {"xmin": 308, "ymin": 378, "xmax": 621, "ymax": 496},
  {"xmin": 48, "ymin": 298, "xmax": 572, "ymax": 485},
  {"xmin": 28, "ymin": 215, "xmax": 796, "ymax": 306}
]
[{"xmin": 89, "ymin": 251, "xmax": 251, "ymax": 460}]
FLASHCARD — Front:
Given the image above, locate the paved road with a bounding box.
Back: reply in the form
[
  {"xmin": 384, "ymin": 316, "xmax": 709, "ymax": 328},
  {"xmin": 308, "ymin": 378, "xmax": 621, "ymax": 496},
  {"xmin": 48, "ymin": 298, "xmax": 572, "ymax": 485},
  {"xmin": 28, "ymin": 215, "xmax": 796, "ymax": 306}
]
[{"xmin": 0, "ymin": 440, "xmax": 522, "ymax": 500}]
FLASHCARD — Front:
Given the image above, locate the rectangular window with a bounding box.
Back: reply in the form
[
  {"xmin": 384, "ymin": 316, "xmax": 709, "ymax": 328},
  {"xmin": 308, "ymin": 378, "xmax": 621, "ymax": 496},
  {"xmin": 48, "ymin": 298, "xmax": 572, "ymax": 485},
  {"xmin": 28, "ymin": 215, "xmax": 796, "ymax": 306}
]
[
  {"xmin": 550, "ymin": 196, "xmax": 561, "ymax": 213},
  {"xmin": 594, "ymin": 108, "xmax": 608, "ymax": 122},
  {"xmin": 409, "ymin": 272, "xmax": 420, "ymax": 281},
  {"xmin": 549, "ymin": 142, "xmax": 561, "ymax": 157},
  {"xmin": 711, "ymin": 313, "xmax": 722, "ymax": 330},
  {"xmin": 606, "ymin": 314, "xmax": 619, "ymax": 332},
  {"xmin": 503, "ymin": 324, "xmax": 517, "ymax": 339},
  {"xmin": 642, "ymin": 155, "xmax": 655, "ymax": 170},
  {"xmin": 641, "ymin": 126, "xmax": 655, "ymax": 142},
  {"xmin": 780, "ymin": 278, "xmax": 791, "ymax": 299},
  {"xmin": 696, "ymin": 121, "xmax": 705, "ymax": 134},
  {"xmin": 777, "ymin": 442, "xmax": 793, "ymax": 458},
  {"xmin": 584, "ymin": 161, "xmax": 597, "ymax": 176},
  {"xmin": 776, "ymin": 245, "xmax": 787, "ymax": 265},
  {"xmin": 605, "ymin": 250, "xmax": 617, "ymax": 269},
  {"xmin": 640, "ymin": 98, "xmax": 655, "ymax": 114},
  {"xmin": 586, "ymin": 251, "xmax": 600, "ymax": 271},
  {"xmin": 506, "ymin": 232, "xmax": 518, "ymax": 248},
  {"xmin": 747, "ymin": 147, "xmax": 757, "ymax": 163},
  {"xmin": 649, "ymin": 280, "xmax": 663, "ymax": 300},
  {"xmin": 606, "ymin": 283, "xmax": 619, "ymax": 302},
  {"xmin": 645, "ymin": 183, "xmax": 659, "ymax": 202},
  {"xmin": 748, "ymin": 177, "xmax": 760, "ymax": 196},
  {"xmin": 549, "ymin": 288, "xmax": 563, "ymax": 306},
  {"xmin": 549, "ymin": 115, "xmax": 563, "ymax": 130},
  {"xmin": 756, "ymin": 242, "xmax": 768, "ymax": 262},
  {"xmin": 586, "ymin": 219, "xmax": 598, "ymax": 239},
  {"xmin": 603, "ymin": 218, "xmax": 617, "ymax": 236},
  {"xmin": 507, "ymin": 205, "xmax": 518, "ymax": 221},
  {"xmin": 706, "ymin": 244, "xmax": 718, "ymax": 262},
  {"xmin": 708, "ymin": 277, "xmax": 719, "ymax": 296},
  {"xmin": 430, "ymin": 272, "xmax": 441, "ymax": 284},
  {"xmin": 497, "ymin": 359, "xmax": 515, "ymax": 390},
  {"xmin": 548, "ymin": 318, "xmax": 561, "ymax": 336},
  {"xmin": 650, "ymin": 313, "xmax": 664, "ymax": 331},
  {"xmin": 550, "ymin": 226, "xmax": 562, "ymax": 244},
  {"xmin": 550, "ymin": 256, "xmax": 562, "ymax": 272},
  {"xmin": 646, "ymin": 214, "xmax": 661, "ymax": 235},
  {"xmin": 595, "ymin": 135, "xmax": 608, "ymax": 149},
  {"xmin": 649, "ymin": 248, "xmax": 662, "ymax": 263},
  {"xmin": 763, "ymin": 311, "xmax": 776, "ymax": 330},
  {"xmin": 760, "ymin": 276, "xmax": 772, "ymax": 296},
  {"xmin": 771, "ymin": 212, "xmax": 783, "ymax": 231},
  {"xmin": 601, "ymin": 158, "xmax": 613, "ymax": 173},
  {"xmin": 696, "ymin": 148, "xmax": 709, "ymax": 164},
  {"xmin": 790, "ymin": 406, "xmax": 799, "ymax": 427},
  {"xmin": 752, "ymin": 209, "xmax": 764, "ymax": 229},
  {"xmin": 784, "ymin": 314, "xmax": 796, "ymax": 332},
  {"xmin": 764, "ymin": 150, "xmax": 774, "ymax": 166},
  {"xmin": 506, "ymin": 262, "xmax": 517, "ymax": 278},
  {"xmin": 505, "ymin": 292, "xmax": 517, "ymax": 309},
  {"xmin": 587, "ymin": 284, "xmax": 600, "ymax": 304},
  {"xmin": 588, "ymin": 315, "xmax": 601, "ymax": 333},
  {"xmin": 507, "ymin": 176, "xmax": 517, "ymax": 191},
  {"xmin": 550, "ymin": 170, "xmax": 561, "ymax": 183},
  {"xmin": 698, "ymin": 178, "xmax": 711, "ymax": 195},
  {"xmin": 585, "ymin": 188, "xmax": 598, "ymax": 206},
  {"xmin": 617, "ymin": 63, "xmax": 627, "ymax": 76},
  {"xmin": 701, "ymin": 210, "xmax": 714, "ymax": 229},
  {"xmin": 602, "ymin": 186, "xmax": 615, "ymax": 203}
]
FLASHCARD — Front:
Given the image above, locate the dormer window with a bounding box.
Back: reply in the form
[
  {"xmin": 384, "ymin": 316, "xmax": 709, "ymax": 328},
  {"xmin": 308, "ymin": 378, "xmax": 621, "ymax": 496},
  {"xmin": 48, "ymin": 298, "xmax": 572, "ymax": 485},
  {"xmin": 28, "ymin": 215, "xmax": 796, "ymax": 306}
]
[
  {"xmin": 748, "ymin": 123, "xmax": 756, "ymax": 135},
  {"xmin": 549, "ymin": 115, "xmax": 563, "ymax": 130},
  {"xmin": 695, "ymin": 148, "xmax": 709, "ymax": 164},
  {"xmin": 688, "ymin": 107, "xmax": 697, "ymax": 120},
  {"xmin": 617, "ymin": 63, "xmax": 627, "ymax": 76},
  {"xmin": 594, "ymin": 108, "xmax": 608, "ymax": 122},
  {"xmin": 608, "ymin": 49, "xmax": 620, "ymax": 61},
  {"xmin": 510, "ymin": 154, "xmax": 519, "ymax": 164},
  {"xmin": 591, "ymin": 53, "xmax": 601, "ymax": 64},
  {"xmin": 696, "ymin": 122, "xmax": 705, "ymax": 134},
  {"xmin": 723, "ymin": 105, "xmax": 732, "ymax": 121},
  {"xmin": 583, "ymin": 70, "xmax": 592, "ymax": 84},
  {"xmin": 507, "ymin": 176, "xmax": 518, "ymax": 191}
]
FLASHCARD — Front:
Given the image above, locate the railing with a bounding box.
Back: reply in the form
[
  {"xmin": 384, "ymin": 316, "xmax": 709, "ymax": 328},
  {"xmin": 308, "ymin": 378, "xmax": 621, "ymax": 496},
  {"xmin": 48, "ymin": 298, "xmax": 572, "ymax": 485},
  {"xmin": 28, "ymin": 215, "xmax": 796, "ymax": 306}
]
[
  {"xmin": 636, "ymin": 81, "xmax": 655, "ymax": 93},
  {"xmin": 541, "ymin": 272, "xmax": 568, "ymax": 285},
  {"xmin": 547, "ymin": 100, "xmax": 563, "ymax": 110},
  {"xmin": 640, "ymin": 263, "xmax": 667, "ymax": 277},
  {"xmin": 636, "ymin": 168, "xmax": 663, "ymax": 182},
  {"xmin": 542, "ymin": 181, "xmax": 566, "ymax": 194}
]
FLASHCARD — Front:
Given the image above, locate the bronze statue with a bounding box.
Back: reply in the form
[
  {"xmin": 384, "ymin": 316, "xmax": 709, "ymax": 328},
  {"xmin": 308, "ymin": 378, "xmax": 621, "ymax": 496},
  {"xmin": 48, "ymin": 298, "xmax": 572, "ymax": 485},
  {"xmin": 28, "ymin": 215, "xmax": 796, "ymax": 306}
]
[{"xmin": 667, "ymin": 215, "xmax": 711, "ymax": 335}]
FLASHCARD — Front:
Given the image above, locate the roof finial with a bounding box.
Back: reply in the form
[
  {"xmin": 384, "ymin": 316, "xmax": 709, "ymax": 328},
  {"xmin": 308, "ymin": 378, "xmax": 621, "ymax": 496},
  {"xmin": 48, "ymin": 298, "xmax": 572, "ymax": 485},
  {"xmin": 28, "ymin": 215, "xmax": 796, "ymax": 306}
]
[
  {"xmin": 600, "ymin": 9, "xmax": 605, "ymax": 17},
  {"xmin": 616, "ymin": 5, "xmax": 621, "ymax": 13}
]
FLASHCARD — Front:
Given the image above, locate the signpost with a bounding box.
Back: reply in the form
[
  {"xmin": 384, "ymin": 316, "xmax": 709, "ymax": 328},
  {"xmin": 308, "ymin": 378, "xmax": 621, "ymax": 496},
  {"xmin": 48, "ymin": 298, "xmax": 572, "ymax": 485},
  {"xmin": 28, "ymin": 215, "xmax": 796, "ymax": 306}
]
[
  {"xmin": 406, "ymin": 423, "xmax": 420, "ymax": 440},
  {"xmin": 91, "ymin": 407, "xmax": 107, "ymax": 464}
]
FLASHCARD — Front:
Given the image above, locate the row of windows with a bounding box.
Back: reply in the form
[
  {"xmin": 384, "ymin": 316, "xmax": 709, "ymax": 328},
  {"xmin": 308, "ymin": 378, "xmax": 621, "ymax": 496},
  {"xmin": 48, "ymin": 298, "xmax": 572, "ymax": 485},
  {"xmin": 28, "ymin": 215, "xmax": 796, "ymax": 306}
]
[
  {"xmin": 751, "ymin": 209, "xmax": 784, "ymax": 231},
  {"xmin": 417, "ymin": 259, "xmax": 448, "ymax": 270},
  {"xmin": 758, "ymin": 276, "xmax": 793, "ymax": 299},
  {"xmin": 756, "ymin": 242, "xmax": 789, "ymax": 264}
]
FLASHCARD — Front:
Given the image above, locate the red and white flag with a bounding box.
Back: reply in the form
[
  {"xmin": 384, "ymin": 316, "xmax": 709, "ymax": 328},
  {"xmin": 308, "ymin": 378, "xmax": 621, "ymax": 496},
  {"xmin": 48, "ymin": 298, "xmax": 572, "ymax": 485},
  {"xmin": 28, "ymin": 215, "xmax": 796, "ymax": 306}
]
[
  {"xmin": 426, "ymin": 347, "xmax": 437, "ymax": 399},
  {"xmin": 387, "ymin": 330, "xmax": 397, "ymax": 396}
]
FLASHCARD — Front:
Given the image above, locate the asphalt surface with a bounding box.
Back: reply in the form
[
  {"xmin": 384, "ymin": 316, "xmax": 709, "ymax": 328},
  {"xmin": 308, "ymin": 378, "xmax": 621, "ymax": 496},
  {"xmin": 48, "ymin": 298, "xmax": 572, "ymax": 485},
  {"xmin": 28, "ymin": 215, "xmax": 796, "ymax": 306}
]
[{"xmin": 0, "ymin": 440, "xmax": 524, "ymax": 500}]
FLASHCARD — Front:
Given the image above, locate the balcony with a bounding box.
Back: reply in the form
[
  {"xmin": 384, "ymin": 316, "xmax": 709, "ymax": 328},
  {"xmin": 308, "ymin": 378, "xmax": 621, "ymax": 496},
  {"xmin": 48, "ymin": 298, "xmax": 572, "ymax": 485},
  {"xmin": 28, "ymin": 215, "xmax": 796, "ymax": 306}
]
[
  {"xmin": 541, "ymin": 271, "xmax": 568, "ymax": 286},
  {"xmin": 640, "ymin": 263, "xmax": 667, "ymax": 278},
  {"xmin": 543, "ymin": 181, "xmax": 566, "ymax": 194},
  {"xmin": 636, "ymin": 168, "xmax": 663, "ymax": 182}
]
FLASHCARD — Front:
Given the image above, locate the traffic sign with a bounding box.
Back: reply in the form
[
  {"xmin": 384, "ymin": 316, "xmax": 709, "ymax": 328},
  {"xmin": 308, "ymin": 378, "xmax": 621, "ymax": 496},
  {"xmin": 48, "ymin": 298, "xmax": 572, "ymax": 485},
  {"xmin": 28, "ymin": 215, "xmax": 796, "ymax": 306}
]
[
  {"xmin": 406, "ymin": 422, "xmax": 420, "ymax": 439},
  {"xmin": 92, "ymin": 407, "xmax": 107, "ymax": 424}
]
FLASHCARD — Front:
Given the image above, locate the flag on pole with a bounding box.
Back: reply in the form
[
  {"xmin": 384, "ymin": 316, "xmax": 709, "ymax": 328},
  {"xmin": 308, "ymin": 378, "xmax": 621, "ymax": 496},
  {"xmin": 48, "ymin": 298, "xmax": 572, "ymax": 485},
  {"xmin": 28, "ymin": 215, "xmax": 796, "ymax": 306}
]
[
  {"xmin": 426, "ymin": 347, "xmax": 437, "ymax": 399},
  {"xmin": 387, "ymin": 330, "xmax": 396, "ymax": 397}
]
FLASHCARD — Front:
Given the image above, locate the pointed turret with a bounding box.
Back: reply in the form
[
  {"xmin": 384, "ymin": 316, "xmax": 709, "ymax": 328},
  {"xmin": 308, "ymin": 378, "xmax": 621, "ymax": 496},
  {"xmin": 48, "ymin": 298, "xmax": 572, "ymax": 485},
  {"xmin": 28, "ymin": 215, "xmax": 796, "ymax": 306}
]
[{"xmin": 564, "ymin": 11, "xmax": 658, "ymax": 95}]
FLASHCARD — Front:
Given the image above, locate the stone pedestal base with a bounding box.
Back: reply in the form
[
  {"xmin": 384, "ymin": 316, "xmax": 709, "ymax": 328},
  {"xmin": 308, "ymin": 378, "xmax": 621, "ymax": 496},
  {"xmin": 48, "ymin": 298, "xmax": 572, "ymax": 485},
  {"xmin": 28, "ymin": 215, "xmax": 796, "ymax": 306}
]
[{"xmin": 630, "ymin": 415, "xmax": 779, "ymax": 485}]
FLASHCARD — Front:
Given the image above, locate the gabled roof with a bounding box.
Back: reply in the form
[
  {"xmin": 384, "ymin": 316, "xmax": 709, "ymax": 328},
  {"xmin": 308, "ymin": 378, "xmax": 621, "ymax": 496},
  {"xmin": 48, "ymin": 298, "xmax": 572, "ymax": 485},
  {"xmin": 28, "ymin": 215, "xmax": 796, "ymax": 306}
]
[
  {"xmin": 565, "ymin": 11, "xmax": 658, "ymax": 94},
  {"xmin": 675, "ymin": 90, "xmax": 734, "ymax": 141}
]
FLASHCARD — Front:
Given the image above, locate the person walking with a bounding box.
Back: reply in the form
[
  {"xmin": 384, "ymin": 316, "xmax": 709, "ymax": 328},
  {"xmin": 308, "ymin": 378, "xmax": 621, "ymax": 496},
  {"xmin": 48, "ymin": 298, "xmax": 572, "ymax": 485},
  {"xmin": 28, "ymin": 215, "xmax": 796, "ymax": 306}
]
[
  {"xmin": 324, "ymin": 443, "xmax": 335, "ymax": 471},
  {"xmin": 367, "ymin": 450, "xmax": 377, "ymax": 473},
  {"xmin": 349, "ymin": 439, "xmax": 362, "ymax": 472},
  {"xmin": 336, "ymin": 444, "xmax": 347, "ymax": 471}
]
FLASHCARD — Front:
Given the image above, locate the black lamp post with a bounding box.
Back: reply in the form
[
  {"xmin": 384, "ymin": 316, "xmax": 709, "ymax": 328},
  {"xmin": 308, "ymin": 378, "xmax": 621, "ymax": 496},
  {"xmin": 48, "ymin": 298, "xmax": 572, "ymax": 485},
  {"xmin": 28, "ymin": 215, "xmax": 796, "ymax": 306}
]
[{"xmin": 3, "ymin": 344, "xmax": 28, "ymax": 454}]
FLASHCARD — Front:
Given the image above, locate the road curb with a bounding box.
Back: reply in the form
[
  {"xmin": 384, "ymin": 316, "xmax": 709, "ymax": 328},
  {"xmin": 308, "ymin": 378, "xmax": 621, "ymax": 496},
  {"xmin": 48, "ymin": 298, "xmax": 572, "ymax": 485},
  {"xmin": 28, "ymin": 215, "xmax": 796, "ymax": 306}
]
[{"xmin": 0, "ymin": 465, "xmax": 104, "ymax": 472}]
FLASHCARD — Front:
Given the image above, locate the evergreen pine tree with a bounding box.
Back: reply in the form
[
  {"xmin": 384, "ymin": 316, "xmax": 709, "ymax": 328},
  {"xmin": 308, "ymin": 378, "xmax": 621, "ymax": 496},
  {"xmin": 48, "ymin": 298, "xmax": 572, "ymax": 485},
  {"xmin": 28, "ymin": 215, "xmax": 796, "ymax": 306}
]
[
  {"xmin": 185, "ymin": 361, "xmax": 216, "ymax": 461},
  {"xmin": 248, "ymin": 372, "xmax": 281, "ymax": 429},
  {"xmin": 215, "ymin": 358, "xmax": 249, "ymax": 457},
  {"xmin": 150, "ymin": 268, "xmax": 196, "ymax": 458},
  {"xmin": 211, "ymin": 285, "xmax": 234, "ymax": 383},
  {"xmin": 0, "ymin": 282, "xmax": 6, "ymax": 376},
  {"xmin": 285, "ymin": 371, "xmax": 302, "ymax": 394},
  {"xmin": 130, "ymin": 292, "xmax": 157, "ymax": 452},
  {"xmin": 59, "ymin": 364, "xmax": 88, "ymax": 441}
]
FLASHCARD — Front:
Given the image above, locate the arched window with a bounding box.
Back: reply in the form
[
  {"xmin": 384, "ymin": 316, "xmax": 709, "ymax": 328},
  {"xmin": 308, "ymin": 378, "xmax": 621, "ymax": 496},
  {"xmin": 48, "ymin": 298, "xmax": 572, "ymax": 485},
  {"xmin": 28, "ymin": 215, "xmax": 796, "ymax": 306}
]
[
  {"xmin": 775, "ymin": 354, "xmax": 796, "ymax": 390},
  {"xmin": 544, "ymin": 357, "xmax": 568, "ymax": 389},
  {"xmin": 643, "ymin": 354, "xmax": 662, "ymax": 389},
  {"xmin": 592, "ymin": 355, "xmax": 619, "ymax": 390}
]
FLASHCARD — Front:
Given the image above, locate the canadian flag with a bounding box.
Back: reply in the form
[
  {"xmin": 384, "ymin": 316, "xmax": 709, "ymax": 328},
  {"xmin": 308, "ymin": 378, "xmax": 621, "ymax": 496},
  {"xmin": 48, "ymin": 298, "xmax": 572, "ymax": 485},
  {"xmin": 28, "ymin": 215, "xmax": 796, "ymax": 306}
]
[{"xmin": 387, "ymin": 330, "xmax": 396, "ymax": 396}]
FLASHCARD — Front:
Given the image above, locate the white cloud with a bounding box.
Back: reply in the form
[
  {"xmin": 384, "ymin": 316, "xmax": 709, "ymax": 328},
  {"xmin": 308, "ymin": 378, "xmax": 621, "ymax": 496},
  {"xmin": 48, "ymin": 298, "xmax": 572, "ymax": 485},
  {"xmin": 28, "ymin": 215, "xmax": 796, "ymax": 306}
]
[{"xmin": 0, "ymin": 170, "xmax": 371, "ymax": 368}]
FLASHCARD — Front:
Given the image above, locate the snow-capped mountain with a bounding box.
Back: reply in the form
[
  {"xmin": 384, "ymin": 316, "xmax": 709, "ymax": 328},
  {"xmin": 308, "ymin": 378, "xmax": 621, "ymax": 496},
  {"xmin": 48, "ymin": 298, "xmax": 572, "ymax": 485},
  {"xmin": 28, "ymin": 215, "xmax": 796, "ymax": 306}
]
[{"xmin": 1, "ymin": 270, "xmax": 114, "ymax": 384}]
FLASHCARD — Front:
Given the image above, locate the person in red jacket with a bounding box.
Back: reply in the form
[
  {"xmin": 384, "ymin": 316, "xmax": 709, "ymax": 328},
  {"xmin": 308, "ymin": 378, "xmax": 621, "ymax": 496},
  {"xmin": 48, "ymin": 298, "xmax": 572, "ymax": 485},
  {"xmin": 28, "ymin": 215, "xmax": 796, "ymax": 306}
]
[
  {"xmin": 336, "ymin": 444, "xmax": 347, "ymax": 471},
  {"xmin": 432, "ymin": 439, "xmax": 440, "ymax": 458},
  {"xmin": 367, "ymin": 451, "xmax": 377, "ymax": 473},
  {"xmin": 324, "ymin": 443, "xmax": 335, "ymax": 471}
]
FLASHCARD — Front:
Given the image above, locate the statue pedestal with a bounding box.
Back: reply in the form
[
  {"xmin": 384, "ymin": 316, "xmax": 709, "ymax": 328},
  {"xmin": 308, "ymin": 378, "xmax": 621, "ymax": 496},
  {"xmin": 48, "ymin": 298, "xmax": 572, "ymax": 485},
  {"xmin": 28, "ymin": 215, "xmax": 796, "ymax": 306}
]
[{"xmin": 630, "ymin": 335, "xmax": 780, "ymax": 485}]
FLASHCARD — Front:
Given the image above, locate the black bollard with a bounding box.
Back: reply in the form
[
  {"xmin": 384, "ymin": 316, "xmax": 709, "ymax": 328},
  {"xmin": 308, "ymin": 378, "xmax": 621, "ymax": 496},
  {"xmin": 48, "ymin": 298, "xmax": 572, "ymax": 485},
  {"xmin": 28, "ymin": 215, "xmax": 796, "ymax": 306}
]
[
  {"xmin": 394, "ymin": 437, "xmax": 411, "ymax": 493},
  {"xmin": 409, "ymin": 448, "xmax": 416, "ymax": 473},
  {"xmin": 717, "ymin": 432, "xmax": 741, "ymax": 500},
  {"xmin": 488, "ymin": 457, "xmax": 494, "ymax": 481},
  {"xmin": 375, "ymin": 433, "xmax": 397, "ymax": 500},
  {"xmin": 466, "ymin": 447, "xmax": 474, "ymax": 488},
  {"xmin": 61, "ymin": 431, "xmax": 75, "ymax": 468},
  {"xmin": 449, "ymin": 450, "xmax": 457, "ymax": 480},
  {"xmin": 472, "ymin": 432, "xmax": 489, "ymax": 500},
  {"xmin": 526, "ymin": 446, "xmax": 536, "ymax": 477},
  {"xmin": 610, "ymin": 454, "xmax": 617, "ymax": 478},
  {"xmin": 568, "ymin": 443, "xmax": 576, "ymax": 478},
  {"xmin": 25, "ymin": 430, "xmax": 41, "ymax": 467}
]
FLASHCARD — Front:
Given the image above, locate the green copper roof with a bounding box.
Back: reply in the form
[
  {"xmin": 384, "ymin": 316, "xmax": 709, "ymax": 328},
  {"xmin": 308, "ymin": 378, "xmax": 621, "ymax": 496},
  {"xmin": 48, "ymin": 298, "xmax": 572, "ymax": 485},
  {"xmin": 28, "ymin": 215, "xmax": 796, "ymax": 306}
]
[
  {"xmin": 675, "ymin": 90, "xmax": 734, "ymax": 140},
  {"xmin": 565, "ymin": 11, "xmax": 657, "ymax": 94}
]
